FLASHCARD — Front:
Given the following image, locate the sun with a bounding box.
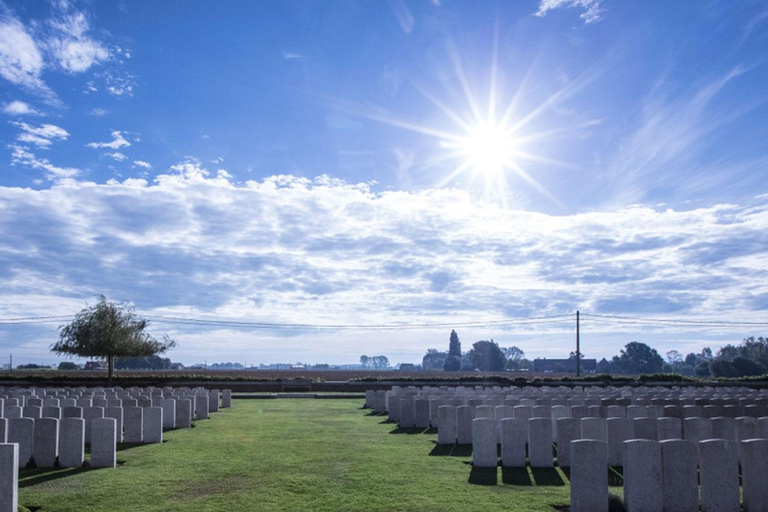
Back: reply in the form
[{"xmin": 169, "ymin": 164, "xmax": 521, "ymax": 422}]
[{"xmin": 449, "ymin": 122, "xmax": 517, "ymax": 178}]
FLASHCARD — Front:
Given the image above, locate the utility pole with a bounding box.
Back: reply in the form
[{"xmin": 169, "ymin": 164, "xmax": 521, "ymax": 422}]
[
  {"xmin": 9, "ymin": 354, "xmax": 12, "ymax": 372},
  {"xmin": 575, "ymin": 311, "xmax": 581, "ymax": 377}
]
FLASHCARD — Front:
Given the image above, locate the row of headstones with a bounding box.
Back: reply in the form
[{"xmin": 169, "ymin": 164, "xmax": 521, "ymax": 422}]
[
  {"xmin": 451, "ymin": 412, "xmax": 768, "ymax": 468},
  {"xmin": 570, "ymin": 438, "xmax": 768, "ymax": 512},
  {"xmin": 0, "ymin": 387, "xmax": 233, "ymax": 468},
  {"xmin": 365, "ymin": 384, "xmax": 768, "ymax": 412},
  {"xmin": 0, "ymin": 386, "xmax": 233, "ymax": 512}
]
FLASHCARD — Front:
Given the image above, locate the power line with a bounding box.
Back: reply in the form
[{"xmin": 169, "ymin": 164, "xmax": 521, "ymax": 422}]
[
  {"xmin": 0, "ymin": 312, "xmax": 574, "ymax": 330},
  {"xmin": 581, "ymin": 313, "xmax": 768, "ymax": 328}
]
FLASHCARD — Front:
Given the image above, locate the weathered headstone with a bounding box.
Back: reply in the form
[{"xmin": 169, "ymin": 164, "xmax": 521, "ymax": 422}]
[
  {"xmin": 501, "ymin": 418, "xmax": 527, "ymax": 467},
  {"xmin": 437, "ymin": 405, "xmax": 456, "ymax": 445},
  {"xmin": 176, "ymin": 398, "xmax": 192, "ymax": 429},
  {"xmin": 0, "ymin": 443, "xmax": 18, "ymax": 512},
  {"xmin": 657, "ymin": 417, "xmax": 682, "ymax": 440},
  {"xmin": 33, "ymin": 417, "xmax": 59, "ymax": 468},
  {"xmin": 456, "ymin": 405, "xmax": 473, "ymax": 444},
  {"xmin": 222, "ymin": 389, "xmax": 232, "ymax": 408},
  {"xmin": 741, "ymin": 439, "xmax": 768, "ymax": 512},
  {"xmin": 195, "ymin": 395, "xmax": 209, "ymax": 420},
  {"xmin": 143, "ymin": 406, "xmax": 163, "ymax": 444},
  {"xmin": 570, "ymin": 440, "xmax": 608, "ymax": 512},
  {"xmin": 659, "ymin": 440, "xmax": 698, "ymax": 512},
  {"xmin": 581, "ymin": 417, "xmax": 606, "ymax": 441},
  {"xmin": 623, "ymin": 439, "xmax": 663, "ymax": 512},
  {"xmin": 606, "ymin": 418, "xmax": 632, "ymax": 466},
  {"xmin": 698, "ymin": 439, "xmax": 739, "ymax": 512},
  {"xmin": 528, "ymin": 418, "xmax": 553, "ymax": 467},
  {"xmin": 556, "ymin": 417, "xmax": 580, "ymax": 468},
  {"xmin": 472, "ymin": 418, "xmax": 497, "ymax": 468},
  {"xmin": 59, "ymin": 418, "xmax": 85, "ymax": 467},
  {"xmin": 7, "ymin": 418, "xmax": 33, "ymax": 468},
  {"xmin": 90, "ymin": 417, "xmax": 117, "ymax": 468},
  {"xmin": 124, "ymin": 406, "xmax": 143, "ymax": 443}
]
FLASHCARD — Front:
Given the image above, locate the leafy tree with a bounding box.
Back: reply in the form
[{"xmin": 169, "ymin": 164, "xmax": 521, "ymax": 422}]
[
  {"xmin": 359, "ymin": 355, "xmax": 370, "ymax": 369},
  {"xmin": 422, "ymin": 349, "xmax": 448, "ymax": 371},
  {"xmin": 612, "ymin": 341, "xmax": 664, "ymax": 375},
  {"xmin": 666, "ymin": 350, "xmax": 682, "ymax": 364},
  {"xmin": 371, "ymin": 355, "xmax": 389, "ymax": 369},
  {"xmin": 52, "ymin": 296, "xmax": 176, "ymax": 382},
  {"xmin": 448, "ymin": 330, "xmax": 461, "ymax": 357},
  {"xmin": 709, "ymin": 359, "xmax": 736, "ymax": 378},
  {"xmin": 469, "ymin": 340, "xmax": 506, "ymax": 372},
  {"xmin": 57, "ymin": 362, "xmax": 79, "ymax": 371},
  {"xmin": 443, "ymin": 355, "xmax": 462, "ymax": 371},
  {"xmin": 694, "ymin": 361, "xmax": 711, "ymax": 377},
  {"xmin": 503, "ymin": 346, "xmax": 525, "ymax": 361},
  {"xmin": 115, "ymin": 356, "xmax": 172, "ymax": 370},
  {"xmin": 731, "ymin": 356, "xmax": 766, "ymax": 377}
]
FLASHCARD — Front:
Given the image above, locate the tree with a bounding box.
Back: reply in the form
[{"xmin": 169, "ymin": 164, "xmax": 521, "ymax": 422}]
[
  {"xmin": 469, "ymin": 340, "xmax": 506, "ymax": 372},
  {"xmin": 359, "ymin": 355, "xmax": 370, "ymax": 369},
  {"xmin": 57, "ymin": 362, "xmax": 79, "ymax": 371},
  {"xmin": 666, "ymin": 350, "xmax": 683, "ymax": 365},
  {"xmin": 371, "ymin": 355, "xmax": 389, "ymax": 369},
  {"xmin": 422, "ymin": 349, "xmax": 447, "ymax": 371},
  {"xmin": 443, "ymin": 355, "xmax": 462, "ymax": 371},
  {"xmin": 731, "ymin": 356, "xmax": 766, "ymax": 377},
  {"xmin": 613, "ymin": 341, "xmax": 664, "ymax": 375},
  {"xmin": 503, "ymin": 346, "xmax": 525, "ymax": 361},
  {"xmin": 448, "ymin": 330, "xmax": 461, "ymax": 357},
  {"xmin": 52, "ymin": 296, "xmax": 176, "ymax": 382}
]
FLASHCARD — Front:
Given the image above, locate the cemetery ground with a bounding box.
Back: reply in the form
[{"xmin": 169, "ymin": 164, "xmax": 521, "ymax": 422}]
[{"xmin": 15, "ymin": 399, "xmax": 612, "ymax": 512}]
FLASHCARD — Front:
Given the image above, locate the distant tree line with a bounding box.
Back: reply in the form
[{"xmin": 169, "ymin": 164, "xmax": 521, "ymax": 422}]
[
  {"xmin": 359, "ymin": 355, "xmax": 390, "ymax": 369},
  {"xmin": 421, "ymin": 330, "xmax": 533, "ymax": 372}
]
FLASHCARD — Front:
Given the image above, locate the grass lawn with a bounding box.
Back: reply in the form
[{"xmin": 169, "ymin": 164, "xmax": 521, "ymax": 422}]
[{"xmin": 18, "ymin": 400, "xmax": 618, "ymax": 512}]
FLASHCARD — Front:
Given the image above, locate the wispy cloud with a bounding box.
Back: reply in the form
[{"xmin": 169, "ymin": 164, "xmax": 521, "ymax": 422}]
[
  {"xmin": 388, "ymin": 0, "xmax": 414, "ymax": 34},
  {"xmin": 9, "ymin": 143, "xmax": 79, "ymax": 178},
  {"xmin": 12, "ymin": 121, "xmax": 69, "ymax": 148},
  {"xmin": 133, "ymin": 160, "xmax": 151, "ymax": 169},
  {"xmin": 0, "ymin": 11, "xmax": 52, "ymax": 99},
  {"xmin": 535, "ymin": 0, "xmax": 605, "ymax": 24},
  {"xmin": 89, "ymin": 107, "xmax": 109, "ymax": 116},
  {"xmin": 3, "ymin": 100, "xmax": 40, "ymax": 116},
  {"xmin": 604, "ymin": 65, "xmax": 757, "ymax": 205},
  {"xmin": 281, "ymin": 50, "xmax": 304, "ymax": 60},
  {"xmin": 106, "ymin": 152, "xmax": 127, "ymax": 162},
  {"xmin": 47, "ymin": 11, "xmax": 110, "ymax": 73},
  {"xmin": 86, "ymin": 130, "xmax": 131, "ymax": 149}
]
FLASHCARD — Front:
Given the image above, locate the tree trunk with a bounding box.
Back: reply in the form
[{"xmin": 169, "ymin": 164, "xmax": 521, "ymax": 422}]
[{"xmin": 108, "ymin": 355, "xmax": 114, "ymax": 385}]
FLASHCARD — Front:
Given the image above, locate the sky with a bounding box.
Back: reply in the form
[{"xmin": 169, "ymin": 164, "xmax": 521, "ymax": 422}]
[{"xmin": 1, "ymin": 0, "xmax": 768, "ymax": 367}]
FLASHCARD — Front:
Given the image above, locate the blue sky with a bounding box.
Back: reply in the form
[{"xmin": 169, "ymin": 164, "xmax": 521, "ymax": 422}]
[{"xmin": 1, "ymin": 0, "xmax": 768, "ymax": 367}]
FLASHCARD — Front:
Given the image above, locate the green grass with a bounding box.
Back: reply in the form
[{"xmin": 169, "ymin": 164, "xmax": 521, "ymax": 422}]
[{"xmin": 18, "ymin": 400, "xmax": 617, "ymax": 512}]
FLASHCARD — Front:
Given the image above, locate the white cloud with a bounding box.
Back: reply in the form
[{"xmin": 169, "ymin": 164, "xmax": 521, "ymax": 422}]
[
  {"xmin": 282, "ymin": 50, "xmax": 304, "ymax": 59},
  {"xmin": 3, "ymin": 100, "xmax": 40, "ymax": 116},
  {"xmin": 1, "ymin": 162, "xmax": 767, "ymax": 363},
  {"xmin": 89, "ymin": 107, "xmax": 108, "ymax": 116},
  {"xmin": 47, "ymin": 12, "xmax": 110, "ymax": 73},
  {"xmin": 0, "ymin": 12, "xmax": 49, "ymax": 94},
  {"xmin": 13, "ymin": 121, "xmax": 69, "ymax": 148},
  {"xmin": 535, "ymin": 0, "xmax": 605, "ymax": 24},
  {"xmin": 9, "ymin": 143, "xmax": 79, "ymax": 178},
  {"xmin": 106, "ymin": 152, "xmax": 127, "ymax": 162},
  {"xmin": 86, "ymin": 130, "xmax": 130, "ymax": 149},
  {"xmin": 133, "ymin": 160, "xmax": 151, "ymax": 169}
]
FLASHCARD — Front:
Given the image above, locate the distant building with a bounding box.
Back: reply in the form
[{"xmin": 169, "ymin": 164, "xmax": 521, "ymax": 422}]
[
  {"xmin": 84, "ymin": 361, "xmax": 104, "ymax": 371},
  {"xmin": 398, "ymin": 363, "xmax": 417, "ymax": 372},
  {"xmin": 533, "ymin": 358, "xmax": 597, "ymax": 374}
]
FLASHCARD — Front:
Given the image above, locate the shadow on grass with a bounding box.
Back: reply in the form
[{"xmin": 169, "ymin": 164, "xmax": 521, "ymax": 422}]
[
  {"xmin": 389, "ymin": 427, "xmax": 429, "ymax": 435},
  {"xmin": 19, "ymin": 466, "xmax": 95, "ymax": 488},
  {"xmin": 530, "ymin": 467, "xmax": 565, "ymax": 486},
  {"xmin": 365, "ymin": 411, "xmax": 386, "ymax": 416},
  {"xmin": 468, "ymin": 466, "xmax": 498, "ymax": 486},
  {"xmin": 428, "ymin": 442, "xmax": 472, "ymax": 457},
  {"xmin": 501, "ymin": 467, "xmax": 533, "ymax": 486}
]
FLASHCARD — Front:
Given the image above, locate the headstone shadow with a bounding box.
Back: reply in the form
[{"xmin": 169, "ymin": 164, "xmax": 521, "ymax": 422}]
[
  {"xmin": 501, "ymin": 466, "xmax": 533, "ymax": 486},
  {"xmin": 388, "ymin": 427, "xmax": 428, "ymax": 435},
  {"xmin": 19, "ymin": 466, "xmax": 93, "ymax": 488},
  {"xmin": 428, "ymin": 442, "xmax": 473, "ymax": 457},
  {"xmin": 468, "ymin": 466, "xmax": 498, "ymax": 486},
  {"xmin": 530, "ymin": 467, "xmax": 565, "ymax": 486}
]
